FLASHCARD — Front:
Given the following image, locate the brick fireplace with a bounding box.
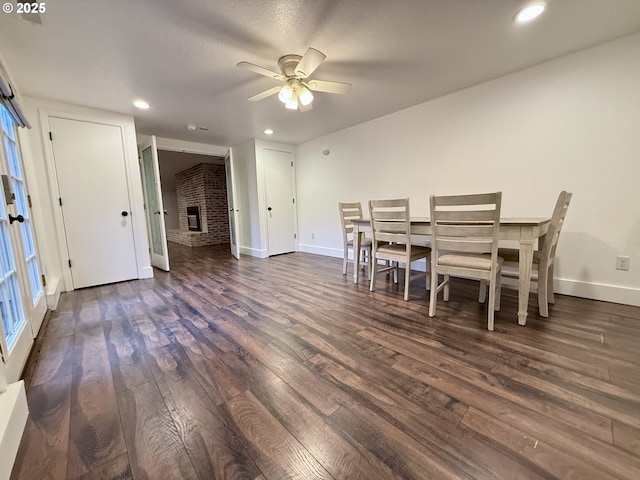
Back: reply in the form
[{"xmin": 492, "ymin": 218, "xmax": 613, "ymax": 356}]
[{"xmin": 166, "ymin": 163, "xmax": 229, "ymax": 247}]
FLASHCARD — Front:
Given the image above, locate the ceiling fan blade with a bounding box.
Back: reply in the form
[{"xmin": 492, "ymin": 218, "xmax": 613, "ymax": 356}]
[
  {"xmin": 306, "ymin": 79, "xmax": 352, "ymax": 95},
  {"xmin": 294, "ymin": 48, "xmax": 326, "ymax": 78},
  {"xmin": 299, "ymin": 102, "xmax": 313, "ymax": 112},
  {"xmin": 237, "ymin": 61, "xmax": 284, "ymax": 81},
  {"xmin": 247, "ymin": 86, "xmax": 282, "ymax": 101}
]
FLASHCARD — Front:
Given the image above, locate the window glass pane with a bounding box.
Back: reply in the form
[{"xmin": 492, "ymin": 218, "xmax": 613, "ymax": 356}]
[
  {"xmin": 0, "ymin": 226, "xmax": 25, "ymax": 349},
  {"xmin": 0, "ymin": 107, "xmax": 15, "ymax": 141},
  {"xmin": 27, "ymin": 257, "xmax": 41, "ymax": 301},
  {"xmin": 4, "ymin": 137, "xmax": 22, "ymax": 180}
]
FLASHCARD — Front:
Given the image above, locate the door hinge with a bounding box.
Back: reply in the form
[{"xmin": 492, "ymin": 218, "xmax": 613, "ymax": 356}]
[
  {"xmin": 294, "ymin": 233, "xmax": 297, "ymax": 239},
  {"xmin": 0, "ymin": 342, "xmax": 4, "ymax": 362},
  {"xmin": 41, "ymin": 274, "xmax": 47, "ymax": 287},
  {"xmin": 291, "ymin": 161, "xmax": 293, "ymax": 167},
  {"xmin": 27, "ymin": 194, "xmax": 32, "ymax": 208},
  {"xmin": 59, "ymin": 197, "xmax": 62, "ymax": 206},
  {"xmin": 49, "ymin": 131, "xmax": 53, "ymax": 141},
  {"xmin": 292, "ymin": 198, "xmax": 295, "ymax": 204},
  {"xmin": 68, "ymin": 259, "xmax": 72, "ymax": 268}
]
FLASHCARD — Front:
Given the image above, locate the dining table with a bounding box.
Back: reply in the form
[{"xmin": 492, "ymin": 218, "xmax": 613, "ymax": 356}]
[{"xmin": 352, "ymin": 217, "xmax": 551, "ymax": 326}]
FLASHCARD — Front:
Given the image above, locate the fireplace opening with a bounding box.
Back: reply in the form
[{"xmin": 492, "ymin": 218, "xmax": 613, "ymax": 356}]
[{"xmin": 186, "ymin": 206, "xmax": 201, "ymax": 231}]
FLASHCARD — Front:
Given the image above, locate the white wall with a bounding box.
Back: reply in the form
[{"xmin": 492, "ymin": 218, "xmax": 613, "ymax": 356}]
[
  {"xmin": 296, "ymin": 33, "xmax": 640, "ymax": 307},
  {"xmin": 22, "ymin": 97, "xmax": 152, "ymax": 294},
  {"xmin": 162, "ymin": 192, "xmax": 179, "ymax": 229}
]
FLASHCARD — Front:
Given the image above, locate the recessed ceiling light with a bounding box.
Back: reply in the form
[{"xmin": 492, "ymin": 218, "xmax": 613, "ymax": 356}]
[
  {"xmin": 515, "ymin": 2, "xmax": 546, "ymax": 23},
  {"xmin": 187, "ymin": 124, "xmax": 197, "ymax": 131},
  {"xmin": 264, "ymin": 128, "xmax": 274, "ymax": 135},
  {"xmin": 133, "ymin": 99, "xmax": 150, "ymax": 109}
]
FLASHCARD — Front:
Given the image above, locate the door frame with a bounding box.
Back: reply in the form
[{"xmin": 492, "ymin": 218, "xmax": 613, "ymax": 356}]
[
  {"xmin": 39, "ymin": 108, "xmax": 152, "ymax": 291},
  {"xmin": 255, "ymin": 140, "xmax": 298, "ymax": 256},
  {"xmin": 225, "ymin": 149, "xmax": 240, "ymax": 259}
]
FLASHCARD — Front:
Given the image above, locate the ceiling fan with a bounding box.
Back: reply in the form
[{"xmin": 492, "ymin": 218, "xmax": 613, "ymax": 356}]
[{"xmin": 237, "ymin": 47, "xmax": 351, "ymax": 112}]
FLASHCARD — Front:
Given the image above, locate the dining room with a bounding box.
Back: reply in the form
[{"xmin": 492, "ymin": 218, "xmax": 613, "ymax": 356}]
[{"xmin": 10, "ymin": 28, "xmax": 640, "ymax": 480}]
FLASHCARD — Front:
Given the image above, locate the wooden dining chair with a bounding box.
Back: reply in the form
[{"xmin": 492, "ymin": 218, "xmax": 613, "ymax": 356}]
[
  {"xmin": 368, "ymin": 198, "xmax": 431, "ymax": 301},
  {"xmin": 429, "ymin": 192, "xmax": 503, "ymax": 331},
  {"xmin": 339, "ymin": 202, "xmax": 372, "ymax": 278},
  {"xmin": 480, "ymin": 191, "xmax": 572, "ymax": 317}
]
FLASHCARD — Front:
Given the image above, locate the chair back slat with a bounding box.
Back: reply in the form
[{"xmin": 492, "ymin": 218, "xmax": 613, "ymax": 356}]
[
  {"xmin": 436, "ymin": 210, "xmax": 497, "ymax": 222},
  {"xmin": 432, "ymin": 192, "xmax": 499, "ymax": 207},
  {"xmin": 435, "ymin": 224, "xmax": 496, "ymax": 238},
  {"xmin": 436, "ymin": 239, "xmax": 494, "ymax": 253}
]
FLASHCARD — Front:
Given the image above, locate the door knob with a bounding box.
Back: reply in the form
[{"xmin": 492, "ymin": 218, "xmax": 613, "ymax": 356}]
[
  {"xmin": 267, "ymin": 207, "xmax": 272, "ymax": 211},
  {"xmin": 121, "ymin": 211, "xmax": 129, "ymax": 217},
  {"xmin": 9, "ymin": 214, "xmax": 24, "ymax": 224}
]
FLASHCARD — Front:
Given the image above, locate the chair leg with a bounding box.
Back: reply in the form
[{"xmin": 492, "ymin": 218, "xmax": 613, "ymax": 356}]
[
  {"xmin": 478, "ymin": 279, "xmax": 487, "ymax": 303},
  {"xmin": 547, "ymin": 264, "xmax": 555, "ymax": 305},
  {"xmin": 495, "ymin": 276, "xmax": 502, "ymax": 312},
  {"xmin": 342, "ymin": 247, "xmax": 349, "ymax": 275},
  {"xmin": 393, "ymin": 262, "xmax": 398, "ymax": 284},
  {"xmin": 369, "ymin": 257, "xmax": 377, "ymax": 292},
  {"xmin": 443, "ymin": 274, "xmax": 450, "ymax": 302},
  {"xmin": 538, "ymin": 265, "xmax": 549, "ymax": 317},
  {"xmin": 487, "ymin": 280, "xmax": 496, "ymax": 332},
  {"xmin": 429, "ymin": 269, "xmax": 438, "ymax": 317},
  {"xmin": 403, "ymin": 263, "xmax": 411, "ymax": 301},
  {"xmin": 364, "ymin": 248, "xmax": 371, "ymax": 280}
]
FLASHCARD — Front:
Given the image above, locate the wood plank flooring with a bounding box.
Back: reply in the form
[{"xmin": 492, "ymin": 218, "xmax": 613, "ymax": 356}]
[{"xmin": 10, "ymin": 243, "xmax": 640, "ymax": 479}]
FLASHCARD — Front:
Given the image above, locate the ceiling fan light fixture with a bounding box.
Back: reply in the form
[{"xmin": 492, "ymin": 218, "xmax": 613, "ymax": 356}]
[
  {"xmin": 515, "ymin": 2, "xmax": 546, "ymax": 23},
  {"xmin": 285, "ymin": 97, "xmax": 299, "ymax": 110},
  {"xmin": 278, "ymin": 84, "xmax": 294, "ymax": 103},
  {"xmin": 298, "ymin": 87, "xmax": 314, "ymax": 106}
]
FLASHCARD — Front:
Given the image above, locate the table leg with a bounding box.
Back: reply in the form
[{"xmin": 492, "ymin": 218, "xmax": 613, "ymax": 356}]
[
  {"xmin": 517, "ymin": 239, "xmax": 535, "ymax": 326},
  {"xmin": 353, "ymin": 225, "xmax": 361, "ymax": 284}
]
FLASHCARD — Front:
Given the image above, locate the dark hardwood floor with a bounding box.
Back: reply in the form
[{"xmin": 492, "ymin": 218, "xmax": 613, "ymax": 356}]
[{"xmin": 11, "ymin": 243, "xmax": 640, "ymax": 479}]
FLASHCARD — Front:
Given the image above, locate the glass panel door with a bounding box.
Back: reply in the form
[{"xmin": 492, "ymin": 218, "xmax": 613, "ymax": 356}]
[
  {"xmin": 0, "ymin": 104, "xmax": 44, "ymax": 381},
  {"xmin": 1, "ymin": 107, "xmax": 44, "ymax": 307},
  {"xmin": 139, "ymin": 135, "xmax": 169, "ymax": 271}
]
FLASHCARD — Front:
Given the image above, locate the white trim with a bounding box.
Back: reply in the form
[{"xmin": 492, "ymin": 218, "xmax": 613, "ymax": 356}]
[
  {"xmin": 239, "ymin": 246, "xmax": 268, "ymax": 258},
  {"xmin": 154, "ymin": 137, "xmax": 228, "ymax": 157},
  {"xmin": 0, "ymin": 380, "xmax": 28, "ymax": 480},
  {"xmin": 139, "ymin": 265, "xmax": 154, "ymax": 279},
  {"xmin": 45, "ymin": 276, "xmax": 61, "ymax": 310},
  {"xmin": 555, "ymin": 278, "xmax": 640, "ymax": 307}
]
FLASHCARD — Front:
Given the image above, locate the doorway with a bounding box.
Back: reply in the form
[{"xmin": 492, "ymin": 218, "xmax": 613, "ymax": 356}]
[{"xmin": 151, "ymin": 148, "xmax": 237, "ymax": 264}]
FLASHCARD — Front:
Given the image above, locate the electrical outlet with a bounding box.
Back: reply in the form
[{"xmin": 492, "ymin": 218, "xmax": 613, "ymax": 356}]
[{"xmin": 616, "ymin": 255, "xmax": 631, "ymax": 271}]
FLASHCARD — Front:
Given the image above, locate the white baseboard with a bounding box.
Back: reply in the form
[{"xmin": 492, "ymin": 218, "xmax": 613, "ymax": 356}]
[
  {"xmin": 554, "ymin": 278, "xmax": 640, "ymax": 307},
  {"xmin": 45, "ymin": 276, "xmax": 61, "ymax": 310},
  {"xmin": 0, "ymin": 381, "xmax": 28, "ymax": 480},
  {"xmin": 239, "ymin": 246, "xmax": 268, "ymax": 258},
  {"xmin": 139, "ymin": 265, "xmax": 154, "ymax": 279},
  {"xmin": 298, "ymin": 244, "xmax": 343, "ymax": 258}
]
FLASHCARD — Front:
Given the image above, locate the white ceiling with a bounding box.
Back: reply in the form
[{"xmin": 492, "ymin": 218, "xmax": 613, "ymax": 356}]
[{"xmin": 2, "ymin": 1, "xmax": 640, "ymax": 147}]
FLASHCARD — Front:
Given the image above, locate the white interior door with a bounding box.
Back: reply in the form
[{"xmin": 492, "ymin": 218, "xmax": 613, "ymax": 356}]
[
  {"xmin": 225, "ymin": 149, "xmax": 240, "ymax": 259},
  {"xmin": 263, "ymin": 148, "xmax": 296, "ymax": 256},
  {"xmin": 140, "ymin": 136, "xmax": 169, "ymax": 271},
  {"xmin": 49, "ymin": 116, "xmax": 138, "ymax": 289}
]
